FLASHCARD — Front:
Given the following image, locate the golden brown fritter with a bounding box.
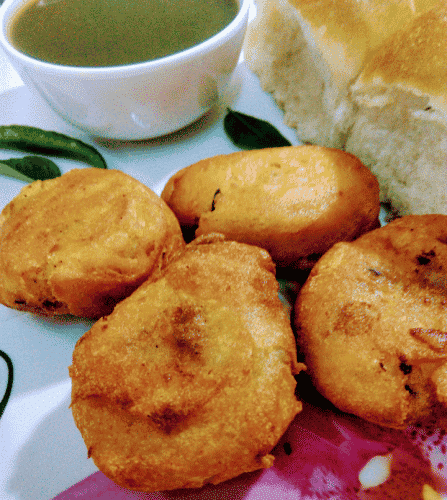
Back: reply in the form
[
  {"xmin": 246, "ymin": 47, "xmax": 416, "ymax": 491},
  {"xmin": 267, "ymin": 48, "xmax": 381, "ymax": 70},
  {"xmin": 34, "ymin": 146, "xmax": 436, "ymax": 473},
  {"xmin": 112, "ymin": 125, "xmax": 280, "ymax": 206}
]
[
  {"xmin": 161, "ymin": 145, "xmax": 380, "ymax": 268},
  {"xmin": 70, "ymin": 234, "xmax": 304, "ymax": 492},
  {"xmin": 295, "ymin": 215, "xmax": 447, "ymax": 429},
  {"xmin": 0, "ymin": 168, "xmax": 184, "ymax": 318}
]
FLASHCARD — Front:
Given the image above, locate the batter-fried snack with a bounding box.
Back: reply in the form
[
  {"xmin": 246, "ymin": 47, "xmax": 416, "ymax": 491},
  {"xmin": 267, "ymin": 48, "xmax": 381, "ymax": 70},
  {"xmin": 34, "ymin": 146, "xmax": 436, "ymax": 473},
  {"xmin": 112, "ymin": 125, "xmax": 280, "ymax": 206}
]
[
  {"xmin": 70, "ymin": 234, "xmax": 304, "ymax": 492},
  {"xmin": 295, "ymin": 215, "xmax": 447, "ymax": 429},
  {"xmin": 0, "ymin": 168, "xmax": 185, "ymax": 318},
  {"xmin": 161, "ymin": 145, "xmax": 380, "ymax": 268}
]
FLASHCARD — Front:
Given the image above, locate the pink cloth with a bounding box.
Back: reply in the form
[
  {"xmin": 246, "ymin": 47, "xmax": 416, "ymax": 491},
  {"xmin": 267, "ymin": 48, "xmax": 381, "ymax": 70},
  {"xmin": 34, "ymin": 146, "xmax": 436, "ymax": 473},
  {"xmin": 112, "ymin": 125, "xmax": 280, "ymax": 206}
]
[{"xmin": 53, "ymin": 402, "xmax": 447, "ymax": 500}]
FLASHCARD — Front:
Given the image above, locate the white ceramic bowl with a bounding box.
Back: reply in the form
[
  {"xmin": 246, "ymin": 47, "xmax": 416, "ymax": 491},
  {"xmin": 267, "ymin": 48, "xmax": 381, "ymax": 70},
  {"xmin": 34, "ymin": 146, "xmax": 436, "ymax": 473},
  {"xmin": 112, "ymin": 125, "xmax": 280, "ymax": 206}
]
[{"xmin": 0, "ymin": 0, "xmax": 249, "ymax": 140}]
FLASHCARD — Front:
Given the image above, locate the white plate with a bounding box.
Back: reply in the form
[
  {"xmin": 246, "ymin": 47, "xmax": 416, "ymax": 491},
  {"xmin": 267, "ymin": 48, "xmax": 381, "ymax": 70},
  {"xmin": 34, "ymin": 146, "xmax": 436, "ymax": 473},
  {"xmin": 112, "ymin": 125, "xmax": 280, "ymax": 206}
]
[
  {"xmin": 0, "ymin": 62, "xmax": 299, "ymax": 500},
  {"xmin": 1, "ymin": 63, "xmax": 447, "ymax": 500}
]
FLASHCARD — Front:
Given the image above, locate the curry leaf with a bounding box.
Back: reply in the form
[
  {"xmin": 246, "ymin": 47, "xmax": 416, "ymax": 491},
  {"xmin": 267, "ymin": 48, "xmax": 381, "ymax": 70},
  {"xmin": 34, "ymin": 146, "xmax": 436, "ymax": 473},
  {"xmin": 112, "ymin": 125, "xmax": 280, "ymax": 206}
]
[
  {"xmin": 224, "ymin": 109, "xmax": 292, "ymax": 149},
  {"xmin": 0, "ymin": 162, "xmax": 34, "ymax": 183},
  {"xmin": 0, "ymin": 155, "xmax": 61, "ymax": 182}
]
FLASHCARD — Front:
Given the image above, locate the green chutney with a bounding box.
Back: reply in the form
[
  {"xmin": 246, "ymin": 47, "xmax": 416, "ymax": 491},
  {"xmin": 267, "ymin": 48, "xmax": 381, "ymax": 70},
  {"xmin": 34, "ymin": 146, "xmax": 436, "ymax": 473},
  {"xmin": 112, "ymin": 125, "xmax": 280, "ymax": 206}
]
[{"xmin": 8, "ymin": 0, "xmax": 239, "ymax": 67}]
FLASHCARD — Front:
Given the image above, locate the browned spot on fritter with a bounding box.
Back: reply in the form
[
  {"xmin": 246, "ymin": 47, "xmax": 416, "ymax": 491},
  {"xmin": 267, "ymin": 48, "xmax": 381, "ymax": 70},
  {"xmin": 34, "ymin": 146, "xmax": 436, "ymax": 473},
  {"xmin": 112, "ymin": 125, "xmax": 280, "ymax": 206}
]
[
  {"xmin": 334, "ymin": 301, "xmax": 375, "ymax": 335},
  {"xmin": 409, "ymin": 328, "xmax": 447, "ymax": 353},
  {"xmin": 171, "ymin": 305, "xmax": 205, "ymax": 360},
  {"xmin": 42, "ymin": 299, "xmax": 64, "ymax": 309},
  {"xmin": 399, "ymin": 356, "xmax": 413, "ymax": 375},
  {"xmin": 149, "ymin": 406, "xmax": 191, "ymax": 434},
  {"xmin": 416, "ymin": 250, "xmax": 436, "ymax": 266},
  {"xmin": 116, "ymin": 394, "xmax": 134, "ymax": 410}
]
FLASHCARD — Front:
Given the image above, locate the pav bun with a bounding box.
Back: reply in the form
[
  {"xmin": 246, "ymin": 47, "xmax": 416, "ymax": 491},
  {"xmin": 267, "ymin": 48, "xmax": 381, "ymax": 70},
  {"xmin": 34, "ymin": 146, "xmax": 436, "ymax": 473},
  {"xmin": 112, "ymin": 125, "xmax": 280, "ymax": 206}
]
[{"xmin": 346, "ymin": 5, "xmax": 447, "ymax": 215}]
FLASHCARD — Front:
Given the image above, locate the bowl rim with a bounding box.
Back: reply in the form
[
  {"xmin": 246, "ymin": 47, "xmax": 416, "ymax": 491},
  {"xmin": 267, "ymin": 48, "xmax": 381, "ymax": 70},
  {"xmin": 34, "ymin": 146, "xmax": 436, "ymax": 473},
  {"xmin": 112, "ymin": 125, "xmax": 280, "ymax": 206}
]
[{"xmin": 0, "ymin": 0, "xmax": 250, "ymax": 75}]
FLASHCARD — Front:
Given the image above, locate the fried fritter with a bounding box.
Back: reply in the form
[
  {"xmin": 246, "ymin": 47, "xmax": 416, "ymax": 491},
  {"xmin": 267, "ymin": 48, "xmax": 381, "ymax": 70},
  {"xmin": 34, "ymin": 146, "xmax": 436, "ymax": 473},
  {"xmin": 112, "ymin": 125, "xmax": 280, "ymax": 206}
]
[
  {"xmin": 0, "ymin": 168, "xmax": 184, "ymax": 318},
  {"xmin": 161, "ymin": 145, "xmax": 380, "ymax": 268},
  {"xmin": 70, "ymin": 234, "xmax": 304, "ymax": 491},
  {"xmin": 295, "ymin": 215, "xmax": 447, "ymax": 429}
]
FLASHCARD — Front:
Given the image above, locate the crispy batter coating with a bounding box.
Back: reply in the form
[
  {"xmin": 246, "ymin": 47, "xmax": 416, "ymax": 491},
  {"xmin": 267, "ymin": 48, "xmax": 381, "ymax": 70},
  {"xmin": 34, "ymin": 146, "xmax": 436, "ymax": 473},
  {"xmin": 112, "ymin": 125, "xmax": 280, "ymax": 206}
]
[
  {"xmin": 161, "ymin": 145, "xmax": 380, "ymax": 268},
  {"xmin": 0, "ymin": 168, "xmax": 184, "ymax": 318},
  {"xmin": 295, "ymin": 215, "xmax": 447, "ymax": 429},
  {"xmin": 70, "ymin": 234, "xmax": 304, "ymax": 491}
]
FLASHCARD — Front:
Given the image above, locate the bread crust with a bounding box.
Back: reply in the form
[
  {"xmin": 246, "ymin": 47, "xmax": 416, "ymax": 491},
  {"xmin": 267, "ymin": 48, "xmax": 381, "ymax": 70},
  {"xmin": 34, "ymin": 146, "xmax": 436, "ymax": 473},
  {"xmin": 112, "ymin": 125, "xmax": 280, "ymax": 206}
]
[
  {"xmin": 0, "ymin": 168, "xmax": 185, "ymax": 318},
  {"xmin": 70, "ymin": 235, "xmax": 304, "ymax": 491},
  {"xmin": 295, "ymin": 215, "xmax": 447, "ymax": 429},
  {"xmin": 287, "ymin": 0, "xmax": 421, "ymax": 65},
  {"xmin": 352, "ymin": 5, "xmax": 447, "ymax": 115},
  {"xmin": 161, "ymin": 145, "xmax": 380, "ymax": 268},
  {"xmin": 244, "ymin": 0, "xmax": 438, "ymax": 147}
]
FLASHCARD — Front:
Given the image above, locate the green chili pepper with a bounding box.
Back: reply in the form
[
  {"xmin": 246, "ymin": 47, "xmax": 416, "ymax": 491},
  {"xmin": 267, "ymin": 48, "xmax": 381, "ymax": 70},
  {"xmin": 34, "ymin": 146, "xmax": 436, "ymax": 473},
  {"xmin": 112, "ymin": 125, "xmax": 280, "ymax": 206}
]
[{"xmin": 0, "ymin": 125, "xmax": 108, "ymax": 170}]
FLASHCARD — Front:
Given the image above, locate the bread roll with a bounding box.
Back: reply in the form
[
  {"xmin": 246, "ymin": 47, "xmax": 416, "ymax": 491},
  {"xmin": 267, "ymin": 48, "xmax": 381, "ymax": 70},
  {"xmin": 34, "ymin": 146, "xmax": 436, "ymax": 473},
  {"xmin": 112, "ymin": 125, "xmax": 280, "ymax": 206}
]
[
  {"xmin": 244, "ymin": 0, "xmax": 444, "ymax": 215},
  {"xmin": 346, "ymin": 5, "xmax": 447, "ymax": 215}
]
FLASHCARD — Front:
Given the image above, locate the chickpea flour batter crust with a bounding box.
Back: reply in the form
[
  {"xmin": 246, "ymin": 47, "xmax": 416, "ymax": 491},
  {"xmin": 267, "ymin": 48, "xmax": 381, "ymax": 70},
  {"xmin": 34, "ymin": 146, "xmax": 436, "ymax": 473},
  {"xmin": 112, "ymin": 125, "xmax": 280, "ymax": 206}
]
[
  {"xmin": 161, "ymin": 145, "xmax": 380, "ymax": 269},
  {"xmin": 0, "ymin": 168, "xmax": 185, "ymax": 318},
  {"xmin": 70, "ymin": 235, "xmax": 304, "ymax": 492},
  {"xmin": 295, "ymin": 215, "xmax": 447, "ymax": 429}
]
